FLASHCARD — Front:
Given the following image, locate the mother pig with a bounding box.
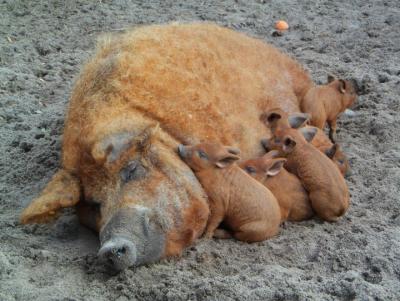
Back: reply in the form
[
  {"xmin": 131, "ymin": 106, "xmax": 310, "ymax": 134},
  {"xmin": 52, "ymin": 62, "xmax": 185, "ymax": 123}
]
[{"xmin": 20, "ymin": 23, "xmax": 315, "ymax": 271}]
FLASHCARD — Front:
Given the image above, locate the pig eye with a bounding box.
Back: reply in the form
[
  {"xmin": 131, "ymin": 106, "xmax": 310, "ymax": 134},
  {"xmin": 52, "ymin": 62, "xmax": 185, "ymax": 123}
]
[
  {"xmin": 120, "ymin": 161, "xmax": 145, "ymax": 182},
  {"xmin": 338, "ymin": 159, "xmax": 345, "ymax": 165},
  {"xmin": 245, "ymin": 166, "xmax": 256, "ymax": 174},
  {"xmin": 198, "ymin": 150, "xmax": 208, "ymax": 160}
]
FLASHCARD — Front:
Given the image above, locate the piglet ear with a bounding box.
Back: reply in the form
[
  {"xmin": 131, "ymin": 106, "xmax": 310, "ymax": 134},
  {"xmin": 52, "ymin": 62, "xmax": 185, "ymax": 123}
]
[
  {"xmin": 261, "ymin": 109, "xmax": 282, "ymax": 125},
  {"xmin": 215, "ymin": 154, "xmax": 240, "ymax": 168},
  {"xmin": 324, "ymin": 144, "xmax": 338, "ymax": 159},
  {"xmin": 299, "ymin": 127, "xmax": 318, "ymax": 142},
  {"xmin": 288, "ymin": 113, "xmax": 310, "ymax": 129},
  {"xmin": 282, "ymin": 136, "xmax": 296, "ymax": 153},
  {"xmin": 327, "ymin": 74, "xmax": 336, "ymax": 83},
  {"xmin": 263, "ymin": 150, "xmax": 280, "ymax": 159},
  {"xmin": 338, "ymin": 80, "xmax": 346, "ymax": 94},
  {"xmin": 265, "ymin": 159, "xmax": 286, "ymax": 177}
]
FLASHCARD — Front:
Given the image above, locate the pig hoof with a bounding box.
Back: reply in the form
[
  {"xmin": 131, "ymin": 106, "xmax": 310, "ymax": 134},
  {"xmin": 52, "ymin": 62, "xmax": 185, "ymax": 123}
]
[{"xmin": 98, "ymin": 237, "xmax": 137, "ymax": 271}]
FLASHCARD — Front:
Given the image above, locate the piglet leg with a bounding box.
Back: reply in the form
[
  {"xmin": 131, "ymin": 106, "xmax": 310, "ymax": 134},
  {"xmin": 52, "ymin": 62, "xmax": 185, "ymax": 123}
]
[
  {"xmin": 328, "ymin": 120, "xmax": 337, "ymax": 143},
  {"xmin": 234, "ymin": 221, "xmax": 278, "ymax": 243},
  {"xmin": 203, "ymin": 200, "xmax": 224, "ymax": 239},
  {"xmin": 213, "ymin": 228, "xmax": 233, "ymax": 239}
]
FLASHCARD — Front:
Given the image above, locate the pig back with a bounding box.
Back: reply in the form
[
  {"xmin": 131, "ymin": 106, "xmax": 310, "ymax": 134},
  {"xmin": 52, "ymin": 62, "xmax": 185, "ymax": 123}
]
[{"xmin": 63, "ymin": 23, "xmax": 313, "ymax": 169}]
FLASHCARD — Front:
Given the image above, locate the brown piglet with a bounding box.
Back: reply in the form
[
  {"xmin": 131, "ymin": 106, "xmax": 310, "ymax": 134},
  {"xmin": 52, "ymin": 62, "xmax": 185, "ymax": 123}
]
[
  {"xmin": 261, "ymin": 108, "xmax": 350, "ymax": 176},
  {"xmin": 308, "ymin": 126, "xmax": 350, "ymax": 176},
  {"xmin": 263, "ymin": 127, "xmax": 350, "ymax": 222},
  {"xmin": 178, "ymin": 143, "xmax": 281, "ymax": 242},
  {"xmin": 240, "ymin": 151, "xmax": 314, "ymax": 222},
  {"xmin": 301, "ymin": 75, "xmax": 357, "ymax": 142}
]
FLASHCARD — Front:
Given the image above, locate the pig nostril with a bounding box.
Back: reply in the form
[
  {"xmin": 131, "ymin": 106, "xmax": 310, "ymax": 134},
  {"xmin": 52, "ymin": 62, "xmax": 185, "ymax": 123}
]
[
  {"xmin": 116, "ymin": 246, "xmax": 127, "ymax": 258},
  {"xmin": 98, "ymin": 238, "xmax": 137, "ymax": 270}
]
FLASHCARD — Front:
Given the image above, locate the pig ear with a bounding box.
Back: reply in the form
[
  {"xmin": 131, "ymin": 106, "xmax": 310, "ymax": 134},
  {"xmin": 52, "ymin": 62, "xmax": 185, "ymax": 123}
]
[
  {"xmin": 136, "ymin": 123, "xmax": 159, "ymax": 154},
  {"xmin": 215, "ymin": 154, "xmax": 240, "ymax": 168},
  {"xmin": 338, "ymin": 80, "xmax": 346, "ymax": 94},
  {"xmin": 91, "ymin": 131, "xmax": 136, "ymax": 164},
  {"xmin": 288, "ymin": 113, "xmax": 310, "ymax": 129},
  {"xmin": 91, "ymin": 125, "xmax": 158, "ymax": 164},
  {"xmin": 20, "ymin": 170, "xmax": 81, "ymax": 224},
  {"xmin": 282, "ymin": 136, "xmax": 296, "ymax": 153},
  {"xmin": 265, "ymin": 159, "xmax": 286, "ymax": 177},
  {"xmin": 325, "ymin": 144, "xmax": 338, "ymax": 159},
  {"xmin": 327, "ymin": 74, "xmax": 336, "ymax": 83},
  {"xmin": 299, "ymin": 127, "xmax": 318, "ymax": 142}
]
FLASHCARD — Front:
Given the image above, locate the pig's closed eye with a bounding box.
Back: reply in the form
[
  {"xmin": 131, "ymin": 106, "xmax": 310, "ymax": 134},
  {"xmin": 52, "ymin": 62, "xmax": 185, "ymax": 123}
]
[
  {"xmin": 120, "ymin": 161, "xmax": 145, "ymax": 182},
  {"xmin": 245, "ymin": 166, "xmax": 256, "ymax": 174},
  {"xmin": 198, "ymin": 150, "xmax": 208, "ymax": 160},
  {"xmin": 337, "ymin": 159, "xmax": 345, "ymax": 165}
]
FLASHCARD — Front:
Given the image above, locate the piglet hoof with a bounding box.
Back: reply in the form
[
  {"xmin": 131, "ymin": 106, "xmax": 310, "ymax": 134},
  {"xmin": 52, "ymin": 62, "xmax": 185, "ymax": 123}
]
[
  {"xmin": 98, "ymin": 237, "xmax": 137, "ymax": 272},
  {"xmin": 203, "ymin": 231, "xmax": 214, "ymax": 239},
  {"xmin": 213, "ymin": 229, "xmax": 233, "ymax": 239},
  {"xmin": 329, "ymin": 131, "xmax": 337, "ymax": 143},
  {"xmin": 344, "ymin": 109, "xmax": 356, "ymax": 117},
  {"xmin": 260, "ymin": 138, "xmax": 270, "ymax": 151},
  {"xmin": 345, "ymin": 169, "xmax": 352, "ymax": 178}
]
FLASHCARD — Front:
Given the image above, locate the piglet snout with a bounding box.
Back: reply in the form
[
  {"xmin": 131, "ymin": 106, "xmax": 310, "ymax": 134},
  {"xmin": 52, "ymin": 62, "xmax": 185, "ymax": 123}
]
[
  {"xmin": 98, "ymin": 237, "xmax": 137, "ymax": 271},
  {"xmin": 260, "ymin": 138, "xmax": 270, "ymax": 151},
  {"xmin": 178, "ymin": 144, "xmax": 187, "ymax": 158}
]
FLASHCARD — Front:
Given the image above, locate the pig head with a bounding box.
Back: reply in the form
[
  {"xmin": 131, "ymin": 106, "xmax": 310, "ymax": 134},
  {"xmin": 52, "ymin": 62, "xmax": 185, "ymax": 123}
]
[{"xmin": 21, "ymin": 124, "xmax": 209, "ymax": 271}]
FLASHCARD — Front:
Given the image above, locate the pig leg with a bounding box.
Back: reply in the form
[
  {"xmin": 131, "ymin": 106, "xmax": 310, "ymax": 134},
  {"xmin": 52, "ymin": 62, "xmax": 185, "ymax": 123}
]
[
  {"xmin": 203, "ymin": 200, "xmax": 224, "ymax": 239},
  {"xmin": 328, "ymin": 119, "xmax": 337, "ymax": 142},
  {"xmin": 20, "ymin": 169, "xmax": 80, "ymax": 224},
  {"xmin": 233, "ymin": 221, "xmax": 278, "ymax": 243}
]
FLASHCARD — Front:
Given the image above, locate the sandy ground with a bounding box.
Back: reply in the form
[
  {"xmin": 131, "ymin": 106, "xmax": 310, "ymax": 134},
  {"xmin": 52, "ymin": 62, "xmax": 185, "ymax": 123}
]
[{"xmin": 1, "ymin": 0, "xmax": 400, "ymax": 300}]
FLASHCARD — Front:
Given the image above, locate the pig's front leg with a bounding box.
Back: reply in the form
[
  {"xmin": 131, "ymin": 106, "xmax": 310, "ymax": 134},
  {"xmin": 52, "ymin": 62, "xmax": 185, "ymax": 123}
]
[{"xmin": 203, "ymin": 199, "xmax": 224, "ymax": 239}]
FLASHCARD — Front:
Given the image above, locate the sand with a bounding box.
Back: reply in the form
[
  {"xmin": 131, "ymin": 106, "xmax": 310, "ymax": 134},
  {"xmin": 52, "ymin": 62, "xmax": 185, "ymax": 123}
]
[{"xmin": 1, "ymin": 0, "xmax": 399, "ymax": 300}]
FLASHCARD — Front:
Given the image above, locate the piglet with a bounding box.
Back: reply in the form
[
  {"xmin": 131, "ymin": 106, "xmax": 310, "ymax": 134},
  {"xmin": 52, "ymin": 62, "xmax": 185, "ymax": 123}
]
[
  {"xmin": 262, "ymin": 108, "xmax": 350, "ymax": 176},
  {"xmin": 240, "ymin": 151, "xmax": 314, "ymax": 222},
  {"xmin": 178, "ymin": 143, "xmax": 281, "ymax": 242},
  {"xmin": 308, "ymin": 126, "xmax": 350, "ymax": 176},
  {"xmin": 301, "ymin": 75, "xmax": 357, "ymax": 142},
  {"xmin": 263, "ymin": 127, "xmax": 350, "ymax": 222}
]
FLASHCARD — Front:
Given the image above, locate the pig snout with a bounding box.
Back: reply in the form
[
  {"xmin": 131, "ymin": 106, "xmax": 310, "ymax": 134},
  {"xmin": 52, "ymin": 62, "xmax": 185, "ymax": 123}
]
[
  {"xmin": 98, "ymin": 237, "xmax": 137, "ymax": 271},
  {"xmin": 98, "ymin": 207, "xmax": 165, "ymax": 271}
]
